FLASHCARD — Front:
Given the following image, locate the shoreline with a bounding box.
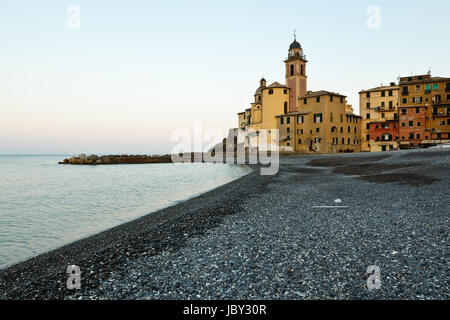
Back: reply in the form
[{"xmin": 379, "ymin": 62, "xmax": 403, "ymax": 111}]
[
  {"xmin": 0, "ymin": 164, "xmax": 267, "ymax": 299},
  {"xmin": 1, "ymin": 149, "xmax": 448, "ymax": 299}
]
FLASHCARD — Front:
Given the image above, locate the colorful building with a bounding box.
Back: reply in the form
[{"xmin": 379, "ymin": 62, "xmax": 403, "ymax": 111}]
[
  {"xmin": 398, "ymin": 75, "xmax": 450, "ymax": 147},
  {"xmin": 236, "ymin": 39, "xmax": 450, "ymax": 153},
  {"xmin": 359, "ymin": 84, "xmax": 400, "ymax": 152}
]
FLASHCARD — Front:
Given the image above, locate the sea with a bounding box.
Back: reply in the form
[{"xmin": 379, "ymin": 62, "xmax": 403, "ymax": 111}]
[{"xmin": 0, "ymin": 155, "xmax": 251, "ymax": 269}]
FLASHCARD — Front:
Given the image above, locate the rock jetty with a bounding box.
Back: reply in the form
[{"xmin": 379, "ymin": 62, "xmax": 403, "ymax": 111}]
[{"xmin": 58, "ymin": 154, "xmax": 172, "ymax": 165}]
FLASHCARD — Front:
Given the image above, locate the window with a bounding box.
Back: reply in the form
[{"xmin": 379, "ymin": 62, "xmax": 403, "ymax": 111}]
[
  {"xmin": 316, "ymin": 96, "xmax": 320, "ymax": 103},
  {"xmin": 303, "ymin": 98, "xmax": 307, "ymax": 104},
  {"xmin": 340, "ymin": 127, "xmax": 343, "ymax": 133},
  {"xmin": 409, "ymin": 120, "xmax": 413, "ymax": 127},
  {"xmin": 409, "ymin": 133, "xmax": 414, "ymax": 139},
  {"xmin": 314, "ymin": 113, "xmax": 322, "ymax": 123},
  {"xmin": 366, "ymin": 123, "xmax": 370, "ymax": 129},
  {"xmin": 402, "ymin": 122, "xmax": 406, "ymax": 127},
  {"xmin": 389, "ymin": 90, "xmax": 393, "ymax": 97},
  {"xmin": 382, "ymin": 113, "xmax": 385, "ymax": 118},
  {"xmin": 425, "ymin": 84, "xmax": 431, "ymax": 94},
  {"xmin": 297, "ymin": 116, "xmax": 304, "ymax": 124},
  {"xmin": 417, "ymin": 122, "xmax": 421, "ymax": 127},
  {"xmin": 330, "ymin": 96, "xmax": 333, "ymax": 102},
  {"xmin": 433, "ymin": 107, "xmax": 438, "ymax": 115},
  {"xmin": 348, "ymin": 126, "xmax": 350, "ymax": 133},
  {"xmin": 340, "ymin": 114, "xmax": 343, "ymax": 122},
  {"xmin": 381, "ymin": 101, "xmax": 385, "ymax": 107},
  {"xmin": 330, "ymin": 113, "xmax": 333, "ymax": 122},
  {"xmin": 287, "ymin": 117, "xmax": 290, "ymax": 124},
  {"xmin": 416, "ymin": 107, "xmax": 420, "ymax": 113},
  {"xmin": 366, "ymin": 134, "xmax": 370, "ymax": 141},
  {"xmin": 348, "ymin": 138, "xmax": 351, "ymax": 145},
  {"xmin": 416, "ymin": 134, "xmax": 421, "ymax": 139},
  {"xmin": 301, "ymin": 65, "xmax": 304, "ymax": 76},
  {"xmin": 366, "ymin": 102, "xmax": 371, "ymax": 108},
  {"xmin": 414, "ymin": 97, "xmax": 422, "ymax": 103},
  {"xmin": 268, "ymin": 89, "xmax": 273, "ymax": 95},
  {"xmin": 354, "ymin": 127, "xmax": 357, "ymax": 133},
  {"xmin": 287, "ymin": 143, "xmax": 290, "ymax": 147},
  {"xmin": 366, "ymin": 92, "xmax": 370, "ymax": 98},
  {"xmin": 284, "ymin": 102, "xmax": 288, "ymax": 114},
  {"xmin": 342, "ymin": 138, "xmax": 345, "ymax": 144},
  {"xmin": 402, "ymin": 108, "xmax": 407, "ymax": 115},
  {"xmin": 389, "ymin": 101, "xmax": 393, "ymax": 109},
  {"xmin": 439, "ymin": 121, "xmax": 445, "ymax": 125},
  {"xmin": 283, "ymin": 89, "xmax": 287, "ymax": 94},
  {"xmin": 415, "ymin": 85, "xmax": 421, "ymax": 91},
  {"xmin": 298, "ymin": 139, "xmax": 301, "ymax": 144},
  {"xmin": 402, "ymin": 87, "xmax": 409, "ymax": 95},
  {"xmin": 280, "ymin": 118, "xmax": 284, "ymax": 124},
  {"xmin": 287, "ymin": 127, "xmax": 290, "ymax": 133},
  {"xmin": 433, "ymin": 95, "xmax": 442, "ymax": 103},
  {"xmin": 446, "ymin": 82, "xmax": 450, "ymax": 92},
  {"xmin": 340, "ymin": 97, "xmax": 344, "ymax": 103},
  {"xmin": 366, "ymin": 113, "xmax": 370, "ymax": 119},
  {"xmin": 432, "ymin": 83, "xmax": 439, "ymax": 90},
  {"xmin": 290, "ymin": 64, "xmax": 294, "ymax": 76},
  {"xmin": 316, "ymin": 128, "xmax": 319, "ymax": 133},
  {"xmin": 381, "ymin": 91, "xmax": 385, "ymax": 97},
  {"xmin": 402, "ymin": 98, "xmax": 407, "ymax": 104}
]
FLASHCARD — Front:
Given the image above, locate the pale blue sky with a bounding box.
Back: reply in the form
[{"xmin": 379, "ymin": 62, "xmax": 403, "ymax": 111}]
[{"xmin": 1, "ymin": 0, "xmax": 449, "ymax": 154}]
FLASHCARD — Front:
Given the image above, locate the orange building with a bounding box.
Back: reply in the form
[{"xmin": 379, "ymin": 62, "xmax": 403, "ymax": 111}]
[{"xmin": 398, "ymin": 75, "xmax": 450, "ymax": 147}]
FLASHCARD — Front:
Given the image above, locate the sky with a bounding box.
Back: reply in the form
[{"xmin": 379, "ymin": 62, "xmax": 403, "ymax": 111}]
[{"xmin": 1, "ymin": 0, "xmax": 449, "ymax": 154}]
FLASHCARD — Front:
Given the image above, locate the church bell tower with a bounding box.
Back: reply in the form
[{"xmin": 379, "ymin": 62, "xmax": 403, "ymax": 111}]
[{"xmin": 285, "ymin": 34, "xmax": 307, "ymax": 112}]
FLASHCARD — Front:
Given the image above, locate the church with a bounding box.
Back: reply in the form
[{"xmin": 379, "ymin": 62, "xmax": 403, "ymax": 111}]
[{"xmin": 237, "ymin": 37, "xmax": 361, "ymax": 154}]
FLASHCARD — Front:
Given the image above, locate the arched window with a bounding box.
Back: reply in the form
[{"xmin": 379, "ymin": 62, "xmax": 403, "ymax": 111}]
[
  {"xmin": 290, "ymin": 64, "xmax": 294, "ymax": 76},
  {"xmin": 284, "ymin": 102, "xmax": 288, "ymax": 114},
  {"xmin": 301, "ymin": 64, "xmax": 304, "ymax": 76}
]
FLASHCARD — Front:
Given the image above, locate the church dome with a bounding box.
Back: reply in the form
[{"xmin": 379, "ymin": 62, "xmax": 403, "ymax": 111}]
[{"xmin": 289, "ymin": 39, "xmax": 302, "ymax": 50}]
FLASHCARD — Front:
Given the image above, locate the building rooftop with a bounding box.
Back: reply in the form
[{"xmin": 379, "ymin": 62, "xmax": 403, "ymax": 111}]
[
  {"xmin": 261, "ymin": 82, "xmax": 289, "ymax": 90},
  {"xmin": 359, "ymin": 84, "xmax": 399, "ymax": 93},
  {"xmin": 399, "ymin": 76, "xmax": 450, "ymax": 85},
  {"xmin": 275, "ymin": 111, "xmax": 311, "ymax": 118},
  {"xmin": 299, "ymin": 90, "xmax": 346, "ymax": 99}
]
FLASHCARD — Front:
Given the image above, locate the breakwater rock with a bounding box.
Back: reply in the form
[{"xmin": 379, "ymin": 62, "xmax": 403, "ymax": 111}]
[{"xmin": 58, "ymin": 154, "xmax": 172, "ymax": 165}]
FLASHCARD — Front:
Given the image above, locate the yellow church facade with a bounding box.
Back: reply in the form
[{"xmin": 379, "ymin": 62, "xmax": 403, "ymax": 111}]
[{"xmin": 236, "ymin": 37, "xmax": 361, "ymax": 154}]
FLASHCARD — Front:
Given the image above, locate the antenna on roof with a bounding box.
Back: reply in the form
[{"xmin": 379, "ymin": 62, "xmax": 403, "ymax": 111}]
[
  {"xmin": 427, "ymin": 66, "xmax": 432, "ymax": 76},
  {"xmin": 294, "ymin": 29, "xmax": 297, "ymax": 40}
]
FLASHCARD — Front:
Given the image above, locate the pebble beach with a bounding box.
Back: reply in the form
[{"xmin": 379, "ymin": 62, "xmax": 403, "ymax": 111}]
[{"xmin": 0, "ymin": 149, "xmax": 448, "ymax": 299}]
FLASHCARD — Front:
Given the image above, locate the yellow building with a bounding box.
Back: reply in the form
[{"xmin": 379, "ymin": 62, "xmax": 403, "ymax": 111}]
[
  {"xmin": 359, "ymin": 83, "xmax": 400, "ymax": 152},
  {"xmin": 236, "ymin": 37, "xmax": 360, "ymax": 153},
  {"xmin": 277, "ymin": 91, "xmax": 361, "ymax": 153}
]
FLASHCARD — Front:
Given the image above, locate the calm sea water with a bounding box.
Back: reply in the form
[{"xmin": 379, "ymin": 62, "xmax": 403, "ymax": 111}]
[{"xmin": 0, "ymin": 155, "xmax": 251, "ymax": 269}]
